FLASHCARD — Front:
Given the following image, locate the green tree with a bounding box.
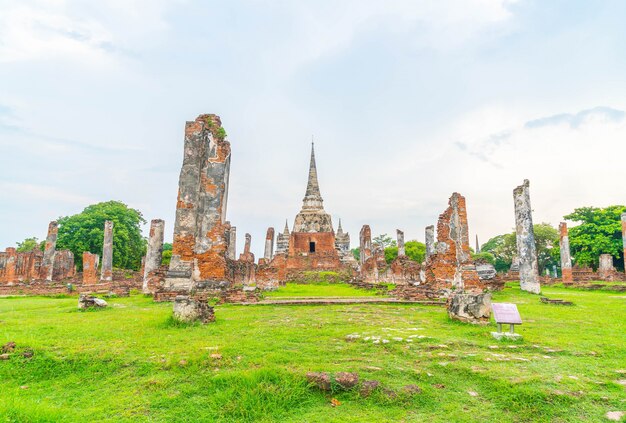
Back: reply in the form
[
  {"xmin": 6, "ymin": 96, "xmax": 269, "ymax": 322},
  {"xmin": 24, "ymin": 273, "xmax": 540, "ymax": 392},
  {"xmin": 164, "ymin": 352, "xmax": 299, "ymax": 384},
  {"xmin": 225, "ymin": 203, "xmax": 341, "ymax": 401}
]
[
  {"xmin": 57, "ymin": 201, "xmax": 147, "ymax": 270},
  {"xmin": 16, "ymin": 237, "xmax": 43, "ymax": 253},
  {"xmin": 162, "ymin": 243, "xmax": 173, "ymax": 266},
  {"xmin": 565, "ymin": 205, "xmax": 626, "ymax": 270},
  {"xmin": 405, "ymin": 241, "xmax": 426, "ymax": 263},
  {"xmin": 351, "ymin": 248, "xmax": 360, "ymax": 261},
  {"xmin": 481, "ymin": 223, "xmax": 559, "ymax": 274},
  {"xmin": 472, "ymin": 251, "xmax": 495, "ymax": 265},
  {"xmin": 373, "ymin": 234, "xmax": 396, "ymax": 250},
  {"xmin": 383, "ymin": 241, "xmax": 426, "ymax": 264},
  {"xmin": 481, "ymin": 233, "xmax": 516, "ymax": 272}
]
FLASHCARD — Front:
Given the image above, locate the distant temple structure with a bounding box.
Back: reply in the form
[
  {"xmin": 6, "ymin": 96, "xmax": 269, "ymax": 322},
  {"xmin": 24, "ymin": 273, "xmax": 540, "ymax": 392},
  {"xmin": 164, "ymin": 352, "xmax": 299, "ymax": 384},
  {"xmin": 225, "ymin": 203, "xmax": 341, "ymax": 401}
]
[{"xmin": 257, "ymin": 144, "xmax": 354, "ymax": 283}]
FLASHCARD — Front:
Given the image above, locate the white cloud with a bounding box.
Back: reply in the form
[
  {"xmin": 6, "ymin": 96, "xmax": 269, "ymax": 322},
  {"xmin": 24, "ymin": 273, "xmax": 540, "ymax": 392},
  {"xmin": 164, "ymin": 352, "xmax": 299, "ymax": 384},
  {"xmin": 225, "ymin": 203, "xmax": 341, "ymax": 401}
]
[
  {"xmin": 0, "ymin": 0, "xmax": 178, "ymax": 65},
  {"xmin": 253, "ymin": 0, "xmax": 517, "ymax": 76}
]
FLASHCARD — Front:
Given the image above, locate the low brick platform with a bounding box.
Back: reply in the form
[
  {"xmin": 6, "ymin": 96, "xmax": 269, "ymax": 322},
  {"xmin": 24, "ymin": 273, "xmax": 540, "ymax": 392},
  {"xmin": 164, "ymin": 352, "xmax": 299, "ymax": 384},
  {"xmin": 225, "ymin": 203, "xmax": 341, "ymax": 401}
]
[{"xmin": 239, "ymin": 297, "xmax": 445, "ymax": 306}]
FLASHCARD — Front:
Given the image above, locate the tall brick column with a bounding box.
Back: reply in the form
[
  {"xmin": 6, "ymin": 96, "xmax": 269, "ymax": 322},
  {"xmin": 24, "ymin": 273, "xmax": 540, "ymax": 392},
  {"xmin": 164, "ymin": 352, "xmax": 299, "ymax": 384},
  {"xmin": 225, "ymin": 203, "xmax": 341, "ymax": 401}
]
[
  {"xmin": 166, "ymin": 114, "xmax": 231, "ymax": 292},
  {"xmin": 397, "ymin": 229, "xmax": 405, "ymax": 257},
  {"xmin": 143, "ymin": 219, "xmax": 165, "ymax": 293},
  {"xmin": 513, "ymin": 180, "xmax": 540, "ymax": 294},
  {"xmin": 598, "ymin": 254, "xmax": 615, "ymax": 280},
  {"xmin": 425, "ymin": 225, "xmax": 435, "ymax": 259},
  {"xmin": 226, "ymin": 226, "xmax": 237, "ymax": 260},
  {"xmin": 424, "ymin": 193, "xmax": 481, "ymax": 291},
  {"xmin": 558, "ymin": 222, "xmax": 573, "ymax": 284},
  {"xmin": 264, "ymin": 227, "xmax": 275, "ymax": 261},
  {"xmin": 359, "ymin": 225, "xmax": 372, "ymax": 266},
  {"xmin": 622, "ymin": 213, "xmax": 626, "ymax": 273},
  {"xmin": 83, "ymin": 252, "xmax": 99, "ymax": 285},
  {"xmin": 101, "ymin": 220, "xmax": 114, "ymax": 281},
  {"xmin": 4, "ymin": 248, "xmax": 17, "ymax": 283},
  {"xmin": 41, "ymin": 221, "xmax": 58, "ymax": 281}
]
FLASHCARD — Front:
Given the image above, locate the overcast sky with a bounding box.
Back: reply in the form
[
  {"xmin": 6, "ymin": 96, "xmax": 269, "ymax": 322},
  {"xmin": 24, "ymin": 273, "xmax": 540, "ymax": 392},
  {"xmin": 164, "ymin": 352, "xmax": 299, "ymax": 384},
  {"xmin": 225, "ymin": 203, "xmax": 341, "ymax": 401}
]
[{"xmin": 1, "ymin": 0, "xmax": 625, "ymax": 258}]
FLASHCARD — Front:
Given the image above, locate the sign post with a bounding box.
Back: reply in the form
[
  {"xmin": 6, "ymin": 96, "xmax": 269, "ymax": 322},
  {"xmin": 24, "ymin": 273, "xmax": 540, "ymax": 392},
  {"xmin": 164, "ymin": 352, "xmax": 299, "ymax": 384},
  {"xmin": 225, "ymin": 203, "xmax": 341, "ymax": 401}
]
[{"xmin": 491, "ymin": 303, "xmax": 523, "ymax": 340}]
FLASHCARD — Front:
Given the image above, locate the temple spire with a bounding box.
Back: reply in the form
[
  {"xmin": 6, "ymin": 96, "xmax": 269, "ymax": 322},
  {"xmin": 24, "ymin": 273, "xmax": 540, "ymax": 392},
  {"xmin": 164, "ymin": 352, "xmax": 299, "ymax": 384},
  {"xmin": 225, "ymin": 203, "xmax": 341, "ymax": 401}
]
[
  {"xmin": 302, "ymin": 142, "xmax": 324, "ymax": 211},
  {"xmin": 337, "ymin": 218, "xmax": 343, "ymax": 234},
  {"xmin": 283, "ymin": 219, "xmax": 290, "ymax": 234}
]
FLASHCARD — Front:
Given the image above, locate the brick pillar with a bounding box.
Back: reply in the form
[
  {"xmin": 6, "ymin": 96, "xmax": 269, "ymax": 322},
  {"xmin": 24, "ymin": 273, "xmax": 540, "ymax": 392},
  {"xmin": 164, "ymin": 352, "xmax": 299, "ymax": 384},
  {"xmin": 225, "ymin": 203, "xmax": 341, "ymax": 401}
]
[
  {"xmin": 359, "ymin": 225, "xmax": 372, "ymax": 265},
  {"xmin": 598, "ymin": 254, "xmax": 614, "ymax": 280},
  {"xmin": 264, "ymin": 227, "xmax": 275, "ymax": 261},
  {"xmin": 243, "ymin": 233, "xmax": 251, "ymax": 256},
  {"xmin": 143, "ymin": 219, "xmax": 165, "ymax": 293},
  {"xmin": 101, "ymin": 220, "xmax": 114, "ymax": 281},
  {"xmin": 425, "ymin": 225, "xmax": 435, "ymax": 259},
  {"xmin": 622, "ymin": 213, "xmax": 626, "ymax": 273},
  {"xmin": 558, "ymin": 222, "xmax": 573, "ymax": 284},
  {"xmin": 83, "ymin": 252, "xmax": 99, "ymax": 285},
  {"xmin": 227, "ymin": 226, "xmax": 237, "ymax": 260},
  {"xmin": 41, "ymin": 221, "xmax": 58, "ymax": 281},
  {"xmin": 513, "ymin": 179, "xmax": 540, "ymax": 294},
  {"xmin": 4, "ymin": 248, "xmax": 17, "ymax": 283},
  {"xmin": 397, "ymin": 229, "xmax": 405, "ymax": 257}
]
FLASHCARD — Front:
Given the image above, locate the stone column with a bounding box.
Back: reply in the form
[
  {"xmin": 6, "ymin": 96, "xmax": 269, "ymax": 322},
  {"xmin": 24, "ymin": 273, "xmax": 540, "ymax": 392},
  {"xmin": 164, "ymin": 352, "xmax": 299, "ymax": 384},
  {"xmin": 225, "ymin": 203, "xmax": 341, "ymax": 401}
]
[
  {"xmin": 83, "ymin": 252, "xmax": 99, "ymax": 285},
  {"xmin": 264, "ymin": 227, "xmax": 275, "ymax": 261},
  {"xmin": 101, "ymin": 220, "xmax": 114, "ymax": 281},
  {"xmin": 143, "ymin": 219, "xmax": 165, "ymax": 293},
  {"xmin": 244, "ymin": 233, "xmax": 251, "ymax": 256},
  {"xmin": 359, "ymin": 225, "xmax": 372, "ymax": 265},
  {"xmin": 598, "ymin": 254, "xmax": 614, "ymax": 280},
  {"xmin": 622, "ymin": 213, "xmax": 626, "ymax": 273},
  {"xmin": 227, "ymin": 226, "xmax": 237, "ymax": 260},
  {"xmin": 4, "ymin": 248, "xmax": 17, "ymax": 283},
  {"xmin": 425, "ymin": 225, "xmax": 435, "ymax": 259},
  {"xmin": 558, "ymin": 222, "xmax": 573, "ymax": 284},
  {"xmin": 513, "ymin": 180, "xmax": 540, "ymax": 294},
  {"xmin": 166, "ymin": 114, "xmax": 231, "ymax": 291},
  {"xmin": 41, "ymin": 221, "xmax": 58, "ymax": 281},
  {"xmin": 396, "ymin": 229, "xmax": 405, "ymax": 257}
]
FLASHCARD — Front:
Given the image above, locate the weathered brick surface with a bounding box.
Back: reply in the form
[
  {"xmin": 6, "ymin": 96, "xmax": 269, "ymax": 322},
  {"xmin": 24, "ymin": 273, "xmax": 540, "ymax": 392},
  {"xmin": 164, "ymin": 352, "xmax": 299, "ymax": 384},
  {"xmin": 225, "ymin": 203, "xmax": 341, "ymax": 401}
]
[
  {"xmin": 101, "ymin": 220, "xmax": 114, "ymax": 281},
  {"xmin": 166, "ymin": 114, "xmax": 231, "ymax": 293},
  {"xmin": 143, "ymin": 219, "xmax": 165, "ymax": 294},
  {"xmin": 422, "ymin": 193, "xmax": 483, "ymax": 293},
  {"xmin": 513, "ymin": 180, "xmax": 540, "ymax": 294},
  {"xmin": 52, "ymin": 250, "xmax": 75, "ymax": 281},
  {"xmin": 559, "ymin": 222, "xmax": 573, "ymax": 284},
  {"xmin": 82, "ymin": 252, "xmax": 100, "ymax": 285},
  {"xmin": 40, "ymin": 221, "xmax": 58, "ymax": 281},
  {"xmin": 0, "ymin": 245, "xmax": 75, "ymax": 284}
]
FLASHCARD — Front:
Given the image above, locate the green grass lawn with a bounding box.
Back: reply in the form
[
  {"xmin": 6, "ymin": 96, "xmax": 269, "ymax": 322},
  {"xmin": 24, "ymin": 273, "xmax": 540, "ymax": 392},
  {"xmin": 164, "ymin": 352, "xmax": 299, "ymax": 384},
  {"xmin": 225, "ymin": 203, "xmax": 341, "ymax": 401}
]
[
  {"xmin": 0, "ymin": 284, "xmax": 625, "ymax": 422},
  {"xmin": 264, "ymin": 282, "xmax": 382, "ymax": 298}
]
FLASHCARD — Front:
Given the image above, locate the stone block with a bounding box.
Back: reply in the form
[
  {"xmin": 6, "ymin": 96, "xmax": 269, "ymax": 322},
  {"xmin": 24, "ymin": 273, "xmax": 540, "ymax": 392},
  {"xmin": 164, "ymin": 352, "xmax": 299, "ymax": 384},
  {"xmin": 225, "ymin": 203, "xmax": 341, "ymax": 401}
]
[
  {"xmin": 447, "ymin": 292, "xmax": 491, "ymax": 324},
  {"xmin": 173, "ymin": 295, "xmax": 215, "ymax": 323}
]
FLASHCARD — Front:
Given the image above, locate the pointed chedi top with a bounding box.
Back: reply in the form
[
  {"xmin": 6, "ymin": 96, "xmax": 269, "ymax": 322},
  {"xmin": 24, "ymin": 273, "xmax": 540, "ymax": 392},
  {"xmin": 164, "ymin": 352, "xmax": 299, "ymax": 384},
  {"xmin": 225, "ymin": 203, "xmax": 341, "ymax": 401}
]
[{"xmin": 301, "ymin": 142, "xmax": 324, "ymax": 211}]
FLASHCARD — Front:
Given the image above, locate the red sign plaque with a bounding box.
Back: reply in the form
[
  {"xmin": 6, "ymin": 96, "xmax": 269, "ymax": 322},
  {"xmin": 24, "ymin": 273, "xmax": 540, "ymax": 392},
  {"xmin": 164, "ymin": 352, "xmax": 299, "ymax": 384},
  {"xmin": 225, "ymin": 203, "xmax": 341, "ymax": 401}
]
[{"xmin": 492, "ymin": 303, "xmax": 522, "ymax": 325}]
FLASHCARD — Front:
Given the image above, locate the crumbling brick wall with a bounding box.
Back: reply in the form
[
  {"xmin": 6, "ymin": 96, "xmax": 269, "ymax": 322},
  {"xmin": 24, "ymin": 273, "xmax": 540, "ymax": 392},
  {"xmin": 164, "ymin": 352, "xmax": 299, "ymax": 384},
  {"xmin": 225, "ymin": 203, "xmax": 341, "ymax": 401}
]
[
  {"xmin": 423, "ymin": 193, "xmax": 483, "ymax": 293},
  {"xmin": 165, "ymin": 114, "xmax": 232, "ymax": 293}
]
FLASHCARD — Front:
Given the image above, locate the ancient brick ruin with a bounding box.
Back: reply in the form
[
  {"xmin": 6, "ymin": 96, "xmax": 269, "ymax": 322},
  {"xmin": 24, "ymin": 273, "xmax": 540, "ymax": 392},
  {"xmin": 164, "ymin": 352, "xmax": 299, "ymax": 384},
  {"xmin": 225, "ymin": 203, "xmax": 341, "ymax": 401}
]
[
  {"xmin": 143, "ymin": 219, "xmax": 165, "ymax": 294},
  {"xmin": 0, "ymin": 219, "xmax": 145, "ymax": 297},
  {"xmin": 164, "ymin": 114, "xmax": 232, "ymax": 294},
  {"xmin": 513, "ymin": 180, "xmax": 541, "ymax": 294},
  {"xmin": 423, "ymin": 193, "xmax": 482, "ymax": 292},
  {"xmin": 101, "ymin": 220, "xmax": 114, "ymax": 282},
  {"xmin": 559, "ymin": 222, "xmax": 573, "ymax": 284},
  {"xmin": 6, "ymin": 114, "xmax": 622, "ymax": 302},
  {"xmin": 0, "ymin": 221, "xmax": 75, "ymax": 284}
]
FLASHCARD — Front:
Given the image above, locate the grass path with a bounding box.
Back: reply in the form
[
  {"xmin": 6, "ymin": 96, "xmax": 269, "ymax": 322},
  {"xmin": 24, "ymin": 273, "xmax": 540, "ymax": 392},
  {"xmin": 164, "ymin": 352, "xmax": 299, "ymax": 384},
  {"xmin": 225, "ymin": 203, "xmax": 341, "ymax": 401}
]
[{"xmin": 0, "ymin": 284, "xmax": 625, "ymax": 422}]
